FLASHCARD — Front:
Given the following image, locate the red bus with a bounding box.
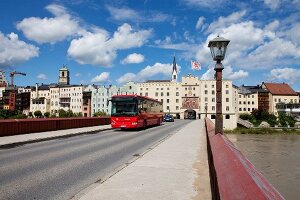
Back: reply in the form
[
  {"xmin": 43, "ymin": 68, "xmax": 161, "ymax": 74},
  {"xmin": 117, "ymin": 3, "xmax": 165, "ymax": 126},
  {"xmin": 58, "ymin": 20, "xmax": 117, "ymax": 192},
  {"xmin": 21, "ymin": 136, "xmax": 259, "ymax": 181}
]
[{"xmin": 111, "ymin": 94, "xmax": 163, "ymax": 129}]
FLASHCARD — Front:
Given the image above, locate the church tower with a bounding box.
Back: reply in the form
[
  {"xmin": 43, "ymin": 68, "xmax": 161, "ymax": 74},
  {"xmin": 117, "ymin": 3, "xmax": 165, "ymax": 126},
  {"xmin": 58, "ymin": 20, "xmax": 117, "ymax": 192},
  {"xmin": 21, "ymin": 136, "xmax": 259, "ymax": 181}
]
[
  {"xmin": 171, "ymin": 56, "xmax": 178, "ymax": 82},
  {"xmin": 58, "ymin": 65, "xmax": 70, "ymax": 85}
]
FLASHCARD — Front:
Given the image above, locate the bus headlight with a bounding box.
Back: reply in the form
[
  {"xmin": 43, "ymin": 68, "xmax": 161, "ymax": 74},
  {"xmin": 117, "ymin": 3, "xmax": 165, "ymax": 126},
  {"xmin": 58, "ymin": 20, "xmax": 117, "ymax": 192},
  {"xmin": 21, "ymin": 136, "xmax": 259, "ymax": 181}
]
[{"xmin": 132, "ymin": 122, "xmax": 137, "ymax": 125}]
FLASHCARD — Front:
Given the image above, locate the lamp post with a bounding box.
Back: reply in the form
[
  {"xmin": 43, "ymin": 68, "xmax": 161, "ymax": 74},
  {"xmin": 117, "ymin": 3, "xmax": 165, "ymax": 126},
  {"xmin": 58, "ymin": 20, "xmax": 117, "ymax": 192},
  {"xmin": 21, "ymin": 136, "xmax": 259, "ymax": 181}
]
[
  {"xmin": 208, "ymin": 36, "xmax": 230, "ymax": 134},
  {"xmin": 205, "ymin": 102, "xmax": 208, "ymax": 117}
]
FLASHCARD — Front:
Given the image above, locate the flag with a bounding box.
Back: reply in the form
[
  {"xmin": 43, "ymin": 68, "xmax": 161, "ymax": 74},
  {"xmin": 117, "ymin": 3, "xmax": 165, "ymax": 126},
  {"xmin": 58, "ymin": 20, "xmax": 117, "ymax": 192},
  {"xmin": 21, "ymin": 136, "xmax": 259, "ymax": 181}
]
[{"xmin": 191, "ymin": 60, "xmax": 201, "ymax": 70}]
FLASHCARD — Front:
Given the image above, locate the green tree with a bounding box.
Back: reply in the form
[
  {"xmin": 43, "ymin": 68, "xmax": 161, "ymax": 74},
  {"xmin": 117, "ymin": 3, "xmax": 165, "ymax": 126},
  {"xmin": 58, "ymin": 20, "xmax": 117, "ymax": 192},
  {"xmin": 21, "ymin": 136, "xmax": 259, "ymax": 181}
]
[
  {"xmin": 94, "ymin": 111, "xmax": 107, "ymax": 117},
  {"xmin": 28, "ymin": 112, "xmax": 33, "ymax": 118},
  {"xmin": 44, "ymin": 112, "xmax": 50, "ymax": 118},
  {"xmin": 34, "ymin": 110, "xmax": 43, "ymax": 118}
]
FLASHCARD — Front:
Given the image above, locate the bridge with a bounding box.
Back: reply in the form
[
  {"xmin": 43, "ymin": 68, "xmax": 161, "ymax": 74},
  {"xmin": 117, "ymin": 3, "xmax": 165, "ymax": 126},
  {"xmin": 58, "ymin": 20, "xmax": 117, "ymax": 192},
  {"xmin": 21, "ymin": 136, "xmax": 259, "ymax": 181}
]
[{"xmin": 0, "ymin": 118, "xmax": 284, "ymax": 199}]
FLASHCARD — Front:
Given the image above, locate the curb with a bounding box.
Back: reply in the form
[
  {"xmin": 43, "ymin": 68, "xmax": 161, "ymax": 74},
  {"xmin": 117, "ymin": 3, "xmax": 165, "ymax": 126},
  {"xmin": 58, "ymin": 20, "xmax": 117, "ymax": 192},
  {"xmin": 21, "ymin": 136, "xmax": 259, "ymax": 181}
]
[{"xmin": 0, "ymin": 127, "xmax": 113, "ymax": 149}]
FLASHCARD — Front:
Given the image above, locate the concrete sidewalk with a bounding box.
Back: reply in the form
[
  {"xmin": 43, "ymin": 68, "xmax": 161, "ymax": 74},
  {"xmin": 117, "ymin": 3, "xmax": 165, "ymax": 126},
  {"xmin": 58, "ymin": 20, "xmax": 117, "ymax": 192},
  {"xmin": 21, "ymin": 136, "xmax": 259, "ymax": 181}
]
[
  {"xmin": 0, "ymin": 125, "xmax": 112, "ymax": 147},
  {"xmin": 74, "ymin": 120, "xmax": 211, "ymax": 200}
]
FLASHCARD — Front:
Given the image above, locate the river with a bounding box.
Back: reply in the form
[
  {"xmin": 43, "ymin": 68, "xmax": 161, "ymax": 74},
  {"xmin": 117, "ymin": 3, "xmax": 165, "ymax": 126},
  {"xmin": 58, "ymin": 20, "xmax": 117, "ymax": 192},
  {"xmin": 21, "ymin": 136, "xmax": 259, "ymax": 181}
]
[{"xmin": 227, "ymin": 134, "xmax": 300, "ymax": 200}]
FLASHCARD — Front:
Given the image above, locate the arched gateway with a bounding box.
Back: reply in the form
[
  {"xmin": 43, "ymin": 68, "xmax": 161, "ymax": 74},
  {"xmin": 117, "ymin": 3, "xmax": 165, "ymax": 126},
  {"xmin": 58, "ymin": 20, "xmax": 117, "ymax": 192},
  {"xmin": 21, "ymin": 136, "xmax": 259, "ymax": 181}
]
[{"xmin": 184, "ymin": 109, "xmax": 196, "ymax": 119}]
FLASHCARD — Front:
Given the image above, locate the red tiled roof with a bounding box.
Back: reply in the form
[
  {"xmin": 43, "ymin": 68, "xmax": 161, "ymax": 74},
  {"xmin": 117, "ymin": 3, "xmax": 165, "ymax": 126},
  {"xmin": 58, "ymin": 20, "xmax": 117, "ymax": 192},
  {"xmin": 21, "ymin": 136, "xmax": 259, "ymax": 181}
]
[{"xmin": 263, "ymin": 83, "xmax": 297, "ymax": 95}]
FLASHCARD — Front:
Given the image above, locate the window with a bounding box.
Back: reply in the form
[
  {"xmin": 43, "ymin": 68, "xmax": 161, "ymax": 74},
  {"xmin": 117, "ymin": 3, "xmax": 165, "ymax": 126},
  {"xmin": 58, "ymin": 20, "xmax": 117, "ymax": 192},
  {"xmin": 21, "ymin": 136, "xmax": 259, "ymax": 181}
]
[
  {"xmin": 212, "ymin": 90, "xmax": 215, "ymax": 95},
  {"xmin": 205, "ymin": 90, "xmax": 208, "ymax": 94},
  {"xmin": 226, "ymin": 106, "xmax": 229, "ymax": 111},
  {"xmin": 212, "ymin": 106, "xmax": 215, "ymax": 111},
  {"xmin": 145, "ymin": 92, "xmax": 148, "ymax": 96},
  {"xmin": 252, "ymin": 101, "xmax": 254, "ymax": 104},
  {"xmin": 176, "ymin": 106, "xmax": 179, "ymax": 110},
  {"xmin": 140, "ymin": 88, "xmax": 143, "ymax": 91},
  {"xmin": 212, "ymin": 98, "xmax": 215, "ymax": 102},
  {"xmin": 225, "ymin": 115, "xmax": 230, "ymax": 119},
  {"xmin": 161, "ymin": 92, "xmax": 163, "ymax": 96},
  {"xmin": 243, "ymin": 108, "xmax": 246, "ymax": 111},
  {"xmin": 129, "ymin": 86, "xmax": 132, "ymax": 89},
  {"xmin": 140, "ymin": 93, "xmax": 142, "ymax": 96},
  {"xmin": 155, "ymin": 92, "xmax": 158, "ymax": 97},
  {"xmin": 176, "ymin": 92, "xmax": 179, "ymax": 96},
  {"xmin": 205, "ymin": 97, "xmax": 208, "ymax": 102},
  {"xmin": 176, "ymin": 99, "xmax": 179, "ymax": 103},
  {"xmin": 239, "ymin": 108, "xmax": 242, "ymax": 111},
  {"xmin": 167, "ymin": 99, "xmax": 169, "ymax": 103},
  {"xmin": 226, "ymin": 90, "xmax": 229, "ymax": 94},
  {"xmin": 167, "ymin": 92, "xmax": 169, "ymax": 96},
  {"xmin": 248, "ymin": 108, "xmax": 250, "ymax": 111},
  {"xmin": 226, "ymin": 98, "xmax": 229, "ymax": 102},
  {"xmin": 226, "ymin": 85, "xmax": 229, "ymax": 88},
  {"xmin": 205, "ymin": 84, "xmax": 207, "ymax": 88},
  {"xmin": 166, "ymin": 106, "xmax": 169, "ymax": 110},
  {"xmin": 211, "ymin": 115, "xmax": 216, "ymax": 119},
  {"xmin": 239, "ymin": 101, "xmax": 241, "ymax": 104}
]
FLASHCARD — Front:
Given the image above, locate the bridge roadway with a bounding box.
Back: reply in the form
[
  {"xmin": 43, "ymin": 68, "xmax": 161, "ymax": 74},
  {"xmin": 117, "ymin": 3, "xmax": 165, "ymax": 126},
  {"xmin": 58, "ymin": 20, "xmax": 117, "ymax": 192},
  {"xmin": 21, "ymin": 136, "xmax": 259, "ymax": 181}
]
[{"xmin": 0, "ymin": 120, "xmax": 211, "ymax": 200}]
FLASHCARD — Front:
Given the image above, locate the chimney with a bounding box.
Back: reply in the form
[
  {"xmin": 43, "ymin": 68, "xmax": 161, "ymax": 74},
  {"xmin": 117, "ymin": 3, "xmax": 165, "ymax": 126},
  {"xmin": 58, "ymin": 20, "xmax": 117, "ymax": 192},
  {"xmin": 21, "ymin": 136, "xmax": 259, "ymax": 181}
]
[{"xmin": 35, "ymin": 83, "xmax": 39, "ymax": 98}]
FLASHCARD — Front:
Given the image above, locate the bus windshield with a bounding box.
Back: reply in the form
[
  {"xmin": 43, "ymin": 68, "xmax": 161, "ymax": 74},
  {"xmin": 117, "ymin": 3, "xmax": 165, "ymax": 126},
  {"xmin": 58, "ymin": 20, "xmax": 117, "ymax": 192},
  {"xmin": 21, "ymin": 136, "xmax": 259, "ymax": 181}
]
[{"xmin": 111, "ymin": 99, "xmax": 138, "ymax": 116}]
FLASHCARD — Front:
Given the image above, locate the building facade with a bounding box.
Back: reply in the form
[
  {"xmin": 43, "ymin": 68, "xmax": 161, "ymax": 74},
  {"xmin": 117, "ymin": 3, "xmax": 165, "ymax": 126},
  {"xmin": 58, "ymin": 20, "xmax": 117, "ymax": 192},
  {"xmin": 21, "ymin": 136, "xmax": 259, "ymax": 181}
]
[{"xmin": 262, "ymin": 83, "xmax": 299, "ymax": 115}]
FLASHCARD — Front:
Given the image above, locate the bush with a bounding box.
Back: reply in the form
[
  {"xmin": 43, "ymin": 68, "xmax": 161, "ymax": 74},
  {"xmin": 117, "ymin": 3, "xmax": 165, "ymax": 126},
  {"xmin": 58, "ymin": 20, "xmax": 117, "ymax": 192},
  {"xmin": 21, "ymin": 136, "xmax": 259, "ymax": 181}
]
[
  {"xmin": 239, "ymin": 113, "xmax": 255, "ymax": 122},
  {"xmin": 44, "ymin": 112, "xmax": 50, "ymax": 118},
  {"xmin": 34, "ymin": 110, "xmax": 43, "ymax": 118},
  {"xmin": 94, "ymin": 111, "xmax": 107, "ymax": 117}
]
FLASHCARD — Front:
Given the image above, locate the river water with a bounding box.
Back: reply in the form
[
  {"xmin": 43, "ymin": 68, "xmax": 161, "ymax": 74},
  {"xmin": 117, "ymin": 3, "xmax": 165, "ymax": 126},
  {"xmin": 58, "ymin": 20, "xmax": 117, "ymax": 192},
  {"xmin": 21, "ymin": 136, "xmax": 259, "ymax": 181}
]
[{"xmin": 227, "ymin": 134, "xmax": 300, "ymax": 200}]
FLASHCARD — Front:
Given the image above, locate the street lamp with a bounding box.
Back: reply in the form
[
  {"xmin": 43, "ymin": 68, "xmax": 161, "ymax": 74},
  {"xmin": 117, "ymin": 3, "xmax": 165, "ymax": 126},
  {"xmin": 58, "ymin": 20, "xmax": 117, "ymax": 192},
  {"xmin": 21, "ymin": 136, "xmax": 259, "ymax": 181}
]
[
  {"xmin": 205, "ymin": 102, "xmax": 208, "ymax": 117},
  {"xmin": 208, "ymin": 36, "xmax": 230, "ymax": 134}
]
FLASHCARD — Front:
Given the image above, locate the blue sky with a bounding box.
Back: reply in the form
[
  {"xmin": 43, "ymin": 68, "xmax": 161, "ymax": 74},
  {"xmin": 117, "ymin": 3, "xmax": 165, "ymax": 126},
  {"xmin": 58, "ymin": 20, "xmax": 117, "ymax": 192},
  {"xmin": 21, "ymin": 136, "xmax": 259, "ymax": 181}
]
[{"xmin": 0, "ymin": 0, "xmax": 299, "ymax": 91}]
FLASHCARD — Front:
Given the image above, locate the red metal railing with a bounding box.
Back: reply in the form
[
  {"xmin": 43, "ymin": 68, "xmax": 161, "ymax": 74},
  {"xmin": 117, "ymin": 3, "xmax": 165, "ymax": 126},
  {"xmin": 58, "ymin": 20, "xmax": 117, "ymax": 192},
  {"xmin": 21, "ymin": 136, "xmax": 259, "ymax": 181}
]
[
  {"xmin": 0, "ymin": 117, "xmax": 111, "ymax": 137},
  {"xmin": 205, "ymin": 118, "xmax": 284, "ymax": 200}
]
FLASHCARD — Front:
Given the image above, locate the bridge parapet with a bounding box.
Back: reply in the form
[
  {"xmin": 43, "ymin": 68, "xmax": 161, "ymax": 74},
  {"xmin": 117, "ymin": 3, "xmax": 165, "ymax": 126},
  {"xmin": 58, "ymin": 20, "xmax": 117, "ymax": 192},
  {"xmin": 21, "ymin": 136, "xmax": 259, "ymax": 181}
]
[{"xmin": 205, "ymin": 118, "xmax": 284, "ymax": 200}]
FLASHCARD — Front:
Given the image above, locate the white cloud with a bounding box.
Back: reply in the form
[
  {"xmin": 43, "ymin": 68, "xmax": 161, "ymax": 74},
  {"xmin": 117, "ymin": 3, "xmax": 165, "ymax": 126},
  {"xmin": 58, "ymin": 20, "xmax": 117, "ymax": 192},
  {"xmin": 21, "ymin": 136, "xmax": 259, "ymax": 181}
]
[
  {"xmin": 91, "ymin": 72, "xmax": 110, "ymax": 83},
  {"xmin": 264, "ymin": 20, "xmax": 280, "ymax": 32},
  {"xmin": 283, "ymin": 23, "xmax": 300, "ymax": 46},
  {"xmin": 16, "ymin": 4, "xmax": 82, "ymax": 44},
  {"xmin": 201, "ymin": 65, "xmax": 248, "ymax": 80},
  {"xmin": 106, "ymin": 5, "xmax": 172, "ymax": 23},
  {"xmin": 117, "ymin": 62, "xmax": 180, "ymax": 84},
  {"xmin": 154, "ymin": 36, "xmax": 197, "ymax": 51},
  {"xmin": 68, "ymin": 23, "xmax": 152, "ymax": 66},
  {"xmin": 75, "ymin": 73, "xmax": 81, "ymax": 77},
  {"xmin": 121, "ymin": 53, "xmax": 144, "ymax": 64},
  {"xmin": 183, "ymin": 0, "xmax": 226, "ymax": 8},
  {"xmin": 0, "ymin": 32, "xmax": 39, "ymax": 67},
  {"xmin": 116, "ymin": 73, "xmax": 136, "ymax": 84},
  {"xmin": 37, "ymin": 73, "xmax": 48, "ymax": 80},
  {"xmin": 268, "ymin": 67, "xmax": 300, "ymax": 84},
  {"xmin": 206, "ymin": 10, "xmax": 246, "ymax": 33},
  {"xmin": 195, "ymin": 10, "xmax": 300, "ymax": 71},
  {"xmin": 245, "ymin": 38, "xmax": 300, "ymax": 68},
  {"xmin": 224, "ymin": 66, "xmax": 248, "ymax": 80},
  {"xmin": 196, "ymin": 16, "xmax": 205, "ymax": 30},
  {"xmin": 264, "ymin": 0, "xmax": 280, "ymax": 10}
]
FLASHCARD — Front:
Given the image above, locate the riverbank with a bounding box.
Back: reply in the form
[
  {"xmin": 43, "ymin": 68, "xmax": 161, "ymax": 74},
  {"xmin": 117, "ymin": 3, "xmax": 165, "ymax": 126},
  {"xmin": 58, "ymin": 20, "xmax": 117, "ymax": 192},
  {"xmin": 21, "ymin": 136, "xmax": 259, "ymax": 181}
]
[{"xmin": 225, "ymin": 127, "xmax": 300, "ymax": 134}]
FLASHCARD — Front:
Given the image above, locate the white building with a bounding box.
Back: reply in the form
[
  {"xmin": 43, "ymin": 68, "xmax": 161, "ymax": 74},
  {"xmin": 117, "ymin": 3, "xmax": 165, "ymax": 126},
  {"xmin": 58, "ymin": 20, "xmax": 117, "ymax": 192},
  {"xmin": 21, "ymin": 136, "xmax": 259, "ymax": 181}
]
[
  {"xmin": 30, "ymin": 84, "xmax": 51, "ymax": 115},
  {"xmin": 58, "ymin": 85, "xmax": 84, "ymax": 114}
]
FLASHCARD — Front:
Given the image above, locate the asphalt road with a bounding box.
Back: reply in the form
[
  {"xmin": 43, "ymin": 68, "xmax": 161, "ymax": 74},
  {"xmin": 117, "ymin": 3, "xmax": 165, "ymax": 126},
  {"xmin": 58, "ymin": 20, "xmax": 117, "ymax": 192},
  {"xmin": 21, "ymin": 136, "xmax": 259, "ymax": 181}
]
[{"xmin": 0, "ymin": 120, "xmax": 191, "ymax": 200}]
